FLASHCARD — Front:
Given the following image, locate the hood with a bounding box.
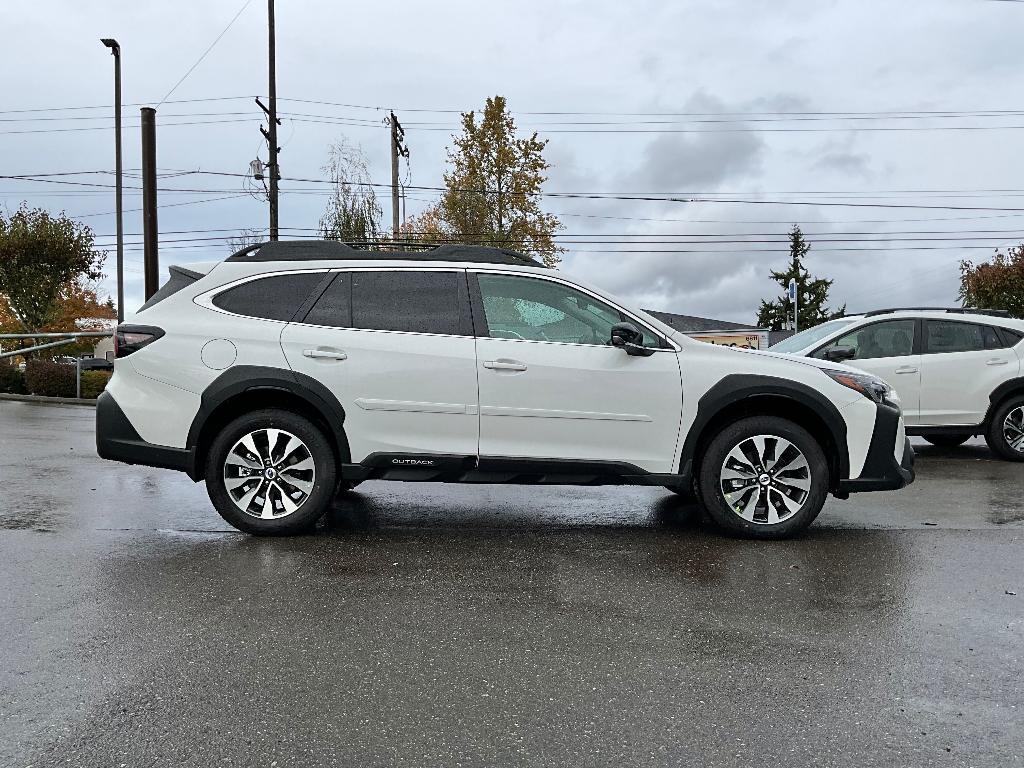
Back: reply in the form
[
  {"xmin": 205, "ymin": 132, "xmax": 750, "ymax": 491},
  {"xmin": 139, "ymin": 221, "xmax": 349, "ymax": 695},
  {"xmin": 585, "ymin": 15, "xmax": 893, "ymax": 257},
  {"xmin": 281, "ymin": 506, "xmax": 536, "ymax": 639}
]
[{"xmin": 703, "ymin": 342, "xmax": 867, "ymax": 375}]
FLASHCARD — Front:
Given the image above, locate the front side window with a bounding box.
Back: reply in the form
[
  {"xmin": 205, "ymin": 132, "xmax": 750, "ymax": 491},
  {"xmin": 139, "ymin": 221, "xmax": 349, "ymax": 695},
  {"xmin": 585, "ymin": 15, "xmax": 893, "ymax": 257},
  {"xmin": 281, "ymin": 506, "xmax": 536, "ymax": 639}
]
[
  {"xmin": 476, "ymin": 273, "xmax": 660, "ymax": 347},
  {"xmin": 813, "ymin": 319, "xmax": 915, "ymax": 361},
  {"xmin": 212, "ymin": 272, "xmax": 325, "ymax": 321},
  {"xmin": 350, "ymin": 271, "xmax": 463, "ymax": 335},
  {"xmin": 925, "ymin": 321, "xmax": 1001, "ymax": 354}
]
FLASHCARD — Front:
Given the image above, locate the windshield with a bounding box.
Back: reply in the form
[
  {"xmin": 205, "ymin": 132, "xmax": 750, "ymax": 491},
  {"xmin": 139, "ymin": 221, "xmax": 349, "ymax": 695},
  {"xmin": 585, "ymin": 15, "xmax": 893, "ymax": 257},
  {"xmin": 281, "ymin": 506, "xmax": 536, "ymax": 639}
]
[{"xmin": 769, "ymin": 318, "xmax": 857, "ymax": 353}]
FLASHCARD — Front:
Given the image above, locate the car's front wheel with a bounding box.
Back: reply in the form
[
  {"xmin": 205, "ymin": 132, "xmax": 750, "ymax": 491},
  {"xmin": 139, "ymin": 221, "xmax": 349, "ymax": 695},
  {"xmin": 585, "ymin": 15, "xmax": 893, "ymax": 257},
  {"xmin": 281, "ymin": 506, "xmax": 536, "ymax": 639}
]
[
  {"xmin": 205, "ymin": 409, "xmax": 337, "ymax": 534},
  {"xmin": 698, "ymin": 416, "xmax": 829, "ymax": 539},
  {"xmin": 985, "ymin": 395, "xmax": 1024, "ymax": 462}
]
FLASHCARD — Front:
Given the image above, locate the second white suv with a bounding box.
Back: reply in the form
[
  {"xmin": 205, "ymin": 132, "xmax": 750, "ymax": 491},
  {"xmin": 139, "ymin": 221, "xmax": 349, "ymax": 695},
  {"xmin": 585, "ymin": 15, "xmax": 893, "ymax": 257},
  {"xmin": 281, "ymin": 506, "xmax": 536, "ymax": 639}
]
[
  {"xmin": 96, "ymin": 241, "xmax": 913, "ymax": 537},
  {"xmin": 770, "ymin": 309, "xmax": 1024, "ymax": 460}
]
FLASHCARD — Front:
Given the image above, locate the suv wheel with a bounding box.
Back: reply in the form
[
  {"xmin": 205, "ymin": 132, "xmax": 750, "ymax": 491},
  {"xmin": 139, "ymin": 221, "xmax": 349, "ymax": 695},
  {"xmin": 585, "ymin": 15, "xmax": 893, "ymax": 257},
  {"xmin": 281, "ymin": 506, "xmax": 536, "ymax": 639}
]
[
  {"xmin": 985, "ymin": 396, "xmax": 1024, "ymax": 462},
  {"xmin": 205, "ymin": 409, "xmax": 337, "ymax": 534},
  {"xmin": 923, "ymin": 434, "xmax": 970, "ymax": 448},
  {"xmin": 698, "ymin": 416, "xmax": 829, "ymax": 539}
]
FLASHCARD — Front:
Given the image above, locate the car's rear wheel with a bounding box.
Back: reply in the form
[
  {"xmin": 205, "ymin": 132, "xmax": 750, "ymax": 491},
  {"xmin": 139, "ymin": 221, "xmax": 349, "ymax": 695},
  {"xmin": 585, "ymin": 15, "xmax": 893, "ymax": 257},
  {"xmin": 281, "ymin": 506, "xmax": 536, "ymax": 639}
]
[
  {"xmin": 923, "ymin": 434, "xmax": 971, "ymax": 448},
  {"xmin": 205, "ymin": 409, "xmax": 336, "ymax": 534},
  {"xmin": 698, "ymin": 416, "xmax": 829, "ymax": 539},
  {"xmin": 985, "ymin": 396, "xmax": 1024, "ymax": 462}
]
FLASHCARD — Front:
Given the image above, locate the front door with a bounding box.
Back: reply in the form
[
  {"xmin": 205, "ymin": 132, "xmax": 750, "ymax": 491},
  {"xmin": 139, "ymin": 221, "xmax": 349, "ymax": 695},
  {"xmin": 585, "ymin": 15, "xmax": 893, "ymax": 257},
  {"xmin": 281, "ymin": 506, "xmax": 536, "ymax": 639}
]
[
  {"xmin": 471, "ymin": 271, "xmax": 684, "ymax": 474},
  {"xmin": 280, "ymin": 269, "xmax": 479, "ymax": 462},
  {"xmin": 812, "ymin": 318, "xmax": 922, "ymax": 425}
]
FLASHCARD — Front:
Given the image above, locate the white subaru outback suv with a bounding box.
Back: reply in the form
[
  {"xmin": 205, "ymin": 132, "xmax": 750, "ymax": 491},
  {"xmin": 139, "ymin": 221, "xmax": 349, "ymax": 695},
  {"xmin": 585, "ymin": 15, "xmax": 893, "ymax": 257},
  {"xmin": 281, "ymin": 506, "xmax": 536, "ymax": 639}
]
[
  {"xmin": 770, "ymin": 309, "xmax": 1024, "ymax": 460},
  {"xmin": 96, "ymin": 241, "xmax": 914, "ymax": 538}
]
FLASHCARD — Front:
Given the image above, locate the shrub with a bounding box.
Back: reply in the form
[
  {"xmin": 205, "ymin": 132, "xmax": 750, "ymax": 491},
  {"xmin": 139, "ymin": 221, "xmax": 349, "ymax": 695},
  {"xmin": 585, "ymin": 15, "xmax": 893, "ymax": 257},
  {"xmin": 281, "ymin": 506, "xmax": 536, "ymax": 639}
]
[
  {"xmin": 80, "ymin": 370, "xmax": 112, "ymax": 399},
  {"xmin": 24, "ymin": 360, "xmax": 76, "ymax": 398},
  {"xmin": 0, "ymin": 365, "xmax": 26, "ymax": 394}
]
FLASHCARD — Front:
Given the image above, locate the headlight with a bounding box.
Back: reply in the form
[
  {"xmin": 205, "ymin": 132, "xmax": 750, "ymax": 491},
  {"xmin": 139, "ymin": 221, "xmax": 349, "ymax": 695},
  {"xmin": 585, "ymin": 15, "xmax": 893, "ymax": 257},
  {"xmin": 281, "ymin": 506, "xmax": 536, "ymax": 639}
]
[{"xmin": 821, "ymin": 368, "xmax": 894, "ymax": 404}]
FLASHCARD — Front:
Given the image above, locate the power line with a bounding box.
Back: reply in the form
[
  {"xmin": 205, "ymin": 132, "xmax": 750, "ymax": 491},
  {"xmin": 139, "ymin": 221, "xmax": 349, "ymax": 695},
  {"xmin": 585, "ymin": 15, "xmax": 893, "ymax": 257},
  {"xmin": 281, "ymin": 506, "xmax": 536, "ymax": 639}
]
[{"xmin": 157, "ymin": 0, "xmax": 254, "ymax": 107}]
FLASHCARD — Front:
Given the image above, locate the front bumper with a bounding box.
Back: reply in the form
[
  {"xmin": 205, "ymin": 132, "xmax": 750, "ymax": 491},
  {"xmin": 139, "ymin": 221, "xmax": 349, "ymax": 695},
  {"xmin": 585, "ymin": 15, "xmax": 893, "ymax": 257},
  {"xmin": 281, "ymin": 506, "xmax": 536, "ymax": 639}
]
[
  {"xmin": 837, "ymin": 401, "xmax": 915, "ymax": 494},
  {"xmin": 96, "ymin": 391, "xmax": 194, "ymax": 475}
]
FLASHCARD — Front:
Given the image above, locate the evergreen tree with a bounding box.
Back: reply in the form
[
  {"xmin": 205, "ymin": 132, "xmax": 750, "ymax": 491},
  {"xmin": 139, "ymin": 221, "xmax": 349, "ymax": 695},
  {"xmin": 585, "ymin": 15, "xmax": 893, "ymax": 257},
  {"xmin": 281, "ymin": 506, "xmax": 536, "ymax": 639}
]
[{"xmin": 756, "ymin": 226, "xmax": 844, "ymax": 331}]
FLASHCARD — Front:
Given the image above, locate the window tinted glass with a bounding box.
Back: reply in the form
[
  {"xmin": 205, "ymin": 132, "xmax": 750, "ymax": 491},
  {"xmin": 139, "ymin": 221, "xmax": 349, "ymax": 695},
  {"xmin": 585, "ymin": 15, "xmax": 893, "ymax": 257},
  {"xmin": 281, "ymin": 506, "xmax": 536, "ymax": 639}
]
[
  {"xmin": 813, "ymin": 319, "xmax": 915, "ymax": 360},
  {"xmin": 1000, "ymin": 327, "xmax": 1024, "ymax": 346},
  {"xmin": 476, "ymin": 273, "xmax": 660, "ymax": 347},
  {"xmin": 926, "ymin": 321, "xmax": 998, "ymax": 354},
  {"xmin": 351, "ymin": 271, "xmax": 461, "ymax": 335},
  {"xmin": 303, "ymin": 273, "xmax": 350, "ymax": 327},
  {"xmin": 213, "ymin": 272, "xmax": 324, "ymax": 321},
  {"xmin": 769, "ymin": 318, "xmax": 856, "ymax": 353}
]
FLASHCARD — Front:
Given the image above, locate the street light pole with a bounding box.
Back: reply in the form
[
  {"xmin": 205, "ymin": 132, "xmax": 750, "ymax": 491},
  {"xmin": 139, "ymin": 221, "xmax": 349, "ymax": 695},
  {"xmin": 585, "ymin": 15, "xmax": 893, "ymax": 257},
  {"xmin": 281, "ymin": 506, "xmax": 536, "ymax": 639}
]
[{"xmin": 101, "ymin": 38, "xmax": 124, "ymax": 323}]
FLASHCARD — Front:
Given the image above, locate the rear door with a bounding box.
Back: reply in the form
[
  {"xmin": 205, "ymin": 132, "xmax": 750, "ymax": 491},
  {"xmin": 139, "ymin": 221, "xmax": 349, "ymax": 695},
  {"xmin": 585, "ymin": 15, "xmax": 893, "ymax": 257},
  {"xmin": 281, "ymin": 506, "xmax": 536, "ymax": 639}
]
[
  {"xmin": 812, "ymin": 318, "xmax": 922, "ymax": 424},
  {"xmin": 470, "ymin": 270, "xmax": 683, "ymax": 474},
  {"xmin": 918, "ymin": 320, "xmax": 1016, "ymax": 425},
  {"xmin": 280, "ymin": 269, "xmax": 480, "ymax": 462}
]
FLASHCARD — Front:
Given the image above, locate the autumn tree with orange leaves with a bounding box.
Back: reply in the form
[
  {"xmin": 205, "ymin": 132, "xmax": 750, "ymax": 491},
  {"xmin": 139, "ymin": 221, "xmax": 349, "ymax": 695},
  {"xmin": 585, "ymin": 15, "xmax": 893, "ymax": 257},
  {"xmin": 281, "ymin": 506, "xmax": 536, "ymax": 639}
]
[{"xmin": 0, "ymin": 204, "xmax": 113, "ymax": 357}]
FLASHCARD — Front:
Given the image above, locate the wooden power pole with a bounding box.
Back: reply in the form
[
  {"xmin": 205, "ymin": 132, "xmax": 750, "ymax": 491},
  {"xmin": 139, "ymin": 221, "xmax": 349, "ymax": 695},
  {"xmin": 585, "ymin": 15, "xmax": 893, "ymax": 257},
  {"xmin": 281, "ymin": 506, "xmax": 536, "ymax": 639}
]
[
  {"xmin": 140, "ymin": 107, "xmax": 159, "ymax": 299},
  {"xmin": 389, "ymin": 111, "xmax": 408, "ymax": 242},
  {"xmin": 257, "ymin": 0, "xmax": 282, "ymax": 240}
]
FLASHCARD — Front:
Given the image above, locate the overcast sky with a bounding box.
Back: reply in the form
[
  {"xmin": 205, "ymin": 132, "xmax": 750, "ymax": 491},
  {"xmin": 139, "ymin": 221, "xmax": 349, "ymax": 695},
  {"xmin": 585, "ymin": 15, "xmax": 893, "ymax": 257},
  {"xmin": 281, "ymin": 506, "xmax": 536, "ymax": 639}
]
[{"xmin": 5, "ymin": 0, "xmax": 1024, "ymax": 324}]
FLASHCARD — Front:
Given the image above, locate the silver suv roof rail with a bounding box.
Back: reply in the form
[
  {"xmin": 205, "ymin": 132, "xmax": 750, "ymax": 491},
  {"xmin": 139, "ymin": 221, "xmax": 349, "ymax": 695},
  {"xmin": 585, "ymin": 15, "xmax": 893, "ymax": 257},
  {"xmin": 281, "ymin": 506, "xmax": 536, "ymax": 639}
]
[
  {"xmin": 224, "ymin": 239, "xmax": 546, "ymax": 268},
  {"xmin": 861, "ymin": 307, "xmax": 1012, "ymax": 318}
]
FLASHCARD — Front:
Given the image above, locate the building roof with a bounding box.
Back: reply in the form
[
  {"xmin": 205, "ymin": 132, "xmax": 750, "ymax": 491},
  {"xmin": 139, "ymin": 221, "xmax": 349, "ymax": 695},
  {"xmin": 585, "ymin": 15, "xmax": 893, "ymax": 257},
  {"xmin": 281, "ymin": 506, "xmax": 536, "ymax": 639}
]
[{"xmin": 643, "ymin": 309, "xmax": 764, "ymax": 334}]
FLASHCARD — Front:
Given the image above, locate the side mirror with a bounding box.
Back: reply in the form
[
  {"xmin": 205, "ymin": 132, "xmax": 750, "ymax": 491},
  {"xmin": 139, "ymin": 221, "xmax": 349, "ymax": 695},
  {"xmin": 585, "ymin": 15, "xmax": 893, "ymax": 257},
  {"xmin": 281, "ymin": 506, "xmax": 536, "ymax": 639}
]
[
  {"xmin": 610, "ymin": 322, "xmax": 655, "ymax": 357},
  {"xmin": 825, "ymin": 345, "xmax": 856, "ymax": 362}
]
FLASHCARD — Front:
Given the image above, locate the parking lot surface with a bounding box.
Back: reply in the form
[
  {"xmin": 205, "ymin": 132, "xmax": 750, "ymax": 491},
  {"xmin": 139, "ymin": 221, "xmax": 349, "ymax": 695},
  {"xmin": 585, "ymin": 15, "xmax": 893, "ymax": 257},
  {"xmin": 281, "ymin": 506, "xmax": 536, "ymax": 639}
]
[{"xmin": 1, "ymin": 400, "xmax": 1022, "ymax": 767}]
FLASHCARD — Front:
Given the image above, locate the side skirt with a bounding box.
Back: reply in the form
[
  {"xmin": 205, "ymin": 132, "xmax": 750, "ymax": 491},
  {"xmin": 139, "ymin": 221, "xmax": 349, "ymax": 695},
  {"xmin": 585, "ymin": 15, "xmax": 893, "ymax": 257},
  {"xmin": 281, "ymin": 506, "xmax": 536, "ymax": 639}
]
[{"xmin": 342, "ymin": 453, "xmax": 687, "ymax": 487}]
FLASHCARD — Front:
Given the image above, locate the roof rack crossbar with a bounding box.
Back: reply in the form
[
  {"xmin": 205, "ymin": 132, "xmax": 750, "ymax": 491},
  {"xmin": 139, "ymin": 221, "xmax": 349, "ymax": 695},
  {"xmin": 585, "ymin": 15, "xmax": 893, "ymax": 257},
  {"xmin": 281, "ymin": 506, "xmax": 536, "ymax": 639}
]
[{"xmin": 861, "ymin": 307, "xmax": 1012, "ymax": 318}]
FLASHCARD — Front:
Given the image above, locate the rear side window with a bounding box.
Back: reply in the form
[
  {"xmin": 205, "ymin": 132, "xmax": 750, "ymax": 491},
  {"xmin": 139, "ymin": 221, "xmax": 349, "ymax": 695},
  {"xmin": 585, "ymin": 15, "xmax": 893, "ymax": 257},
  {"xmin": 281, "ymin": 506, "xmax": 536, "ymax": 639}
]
[
  {"xmin": 924, "ymin": 321, "xmax": 1002, "ymax": 354},
  {"xmin": 303, "ymin": 273, "xmax": 351, "ymax": 327},
  {"xmin": 350, "ymin": 271, "xmax": 462, "ymax": 335},
  {"xmin": 213, "ymin": 272, "xmax": 325, "ymax": 321},
  {"xmin": 999, "ymin": 327, "xmax": 1024, "ymax": 346}
]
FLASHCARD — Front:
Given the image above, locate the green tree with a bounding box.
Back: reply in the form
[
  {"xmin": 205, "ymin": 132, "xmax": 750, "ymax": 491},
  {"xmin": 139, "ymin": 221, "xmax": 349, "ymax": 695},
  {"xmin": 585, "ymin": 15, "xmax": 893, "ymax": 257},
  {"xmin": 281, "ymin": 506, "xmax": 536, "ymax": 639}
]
[
  {"xmin": 319, "ymin": 139, "xmax": 383, "ymax": 248},
  {"xmin": 424, "ymin": 95, "xmax": 562, "ymax": 266},
  {"xmin": 0, "ymin": 204, "xmax": 106, "ymax": 333},
  {"xmin": 960, "ymin": 245, "xmax": 1024, "ymax": 317},
  {"xmin": 756, "ymin": 225, "xmax": 844, "ymax": 331}
]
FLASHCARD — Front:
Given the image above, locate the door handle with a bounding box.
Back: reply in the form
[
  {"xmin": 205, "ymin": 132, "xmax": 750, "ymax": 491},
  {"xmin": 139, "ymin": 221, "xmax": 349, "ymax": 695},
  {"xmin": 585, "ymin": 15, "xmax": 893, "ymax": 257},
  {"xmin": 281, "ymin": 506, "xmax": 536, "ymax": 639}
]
[
  {"xmin": 302, "ymin": 348, "xmax": 347, "ymax": 360},
  {"xmin": 483, "ymin": 360, "xmax": 527, "ymax": 372},
  {"xmin": 986, "ymin": 359, "xmax": 1009, "ymax": 366},
  {"xmin": 894, "ymin": 366, "xmax": 918, "ymax": 374}
]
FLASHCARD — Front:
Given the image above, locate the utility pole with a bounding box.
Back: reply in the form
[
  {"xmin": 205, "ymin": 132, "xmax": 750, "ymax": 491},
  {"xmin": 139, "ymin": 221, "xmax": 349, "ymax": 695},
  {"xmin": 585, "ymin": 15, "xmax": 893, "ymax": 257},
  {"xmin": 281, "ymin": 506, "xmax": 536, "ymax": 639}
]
[
  {"xmin": 256, "ymin": 0, "xmax": 281, "ymax": 240},
  {"xmin": 141, "ymin": 107, "xmax": 159, "ymax": 299},
  {"xmin": 389, "ymin": 111, "xmax": 409, "ymax": 243},
  {"xmin": 100, "ymin": 39, "xmax": 124, "ymax": 322}
]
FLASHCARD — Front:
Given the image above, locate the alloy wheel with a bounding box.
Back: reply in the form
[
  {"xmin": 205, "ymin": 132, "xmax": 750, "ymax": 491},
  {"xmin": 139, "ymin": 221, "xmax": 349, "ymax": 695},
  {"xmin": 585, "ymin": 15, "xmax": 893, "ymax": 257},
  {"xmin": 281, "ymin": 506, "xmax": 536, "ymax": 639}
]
[
  {"xmin": 719, "ymin": 434, "xmax": 811, "ymax": 525},
  {"xmin": 223, "ymin": 428, "xmax": 316, "ymax": 519},
  {"xmin": 1002, "ymin": 406, "xmax": 1024, "ymax": 453}
]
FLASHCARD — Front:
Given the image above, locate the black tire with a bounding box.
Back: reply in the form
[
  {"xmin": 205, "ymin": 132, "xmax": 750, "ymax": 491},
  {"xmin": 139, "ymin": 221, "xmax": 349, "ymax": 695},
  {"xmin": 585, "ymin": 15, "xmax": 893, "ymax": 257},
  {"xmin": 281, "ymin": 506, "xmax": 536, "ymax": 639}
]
[
  {"xmin": 985, "ymin": 395, "xmax": 1024, "ymax": 462},
  {"xmin": 697, "ymin": 416, "xmax": 830, "ymax": 540},
  {"xmin": 923, "ymin": 434, "xmax": 970, "ymax": 448},
  {"xmin": 205, "ymin": 409, "xmax": 337, "ymax": 535}
]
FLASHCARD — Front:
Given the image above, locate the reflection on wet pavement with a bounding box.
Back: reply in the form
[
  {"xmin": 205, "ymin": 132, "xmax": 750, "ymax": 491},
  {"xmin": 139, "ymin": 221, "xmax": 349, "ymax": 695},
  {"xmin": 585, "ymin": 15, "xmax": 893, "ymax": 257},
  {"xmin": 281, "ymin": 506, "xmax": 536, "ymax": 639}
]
[{"xmin": 1, "ymin": 401, "xmax": 1022, "ymax": 767}]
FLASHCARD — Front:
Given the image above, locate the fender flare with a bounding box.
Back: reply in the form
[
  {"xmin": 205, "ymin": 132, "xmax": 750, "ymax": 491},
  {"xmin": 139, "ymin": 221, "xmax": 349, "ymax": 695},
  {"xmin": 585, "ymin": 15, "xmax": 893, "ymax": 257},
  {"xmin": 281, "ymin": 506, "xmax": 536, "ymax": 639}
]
[
  {"xmin": 185, "ymin": 365, "xmax": 348, "ymax": 478},
  {"xmin": 677, "ymin": 374, "xmax": 851, "ymax": 481}
]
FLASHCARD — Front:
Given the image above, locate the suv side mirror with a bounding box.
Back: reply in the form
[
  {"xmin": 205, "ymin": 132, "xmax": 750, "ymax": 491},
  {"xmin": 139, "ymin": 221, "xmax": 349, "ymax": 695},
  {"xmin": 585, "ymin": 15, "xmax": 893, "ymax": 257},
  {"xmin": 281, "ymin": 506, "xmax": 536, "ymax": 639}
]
[
  {"xmin": 825, "ymin": 345, "xmax": 856, "ymax": 362},
  {"xmin": 610, "ymin": 322, "xmax": 655, "ymax": 357}
]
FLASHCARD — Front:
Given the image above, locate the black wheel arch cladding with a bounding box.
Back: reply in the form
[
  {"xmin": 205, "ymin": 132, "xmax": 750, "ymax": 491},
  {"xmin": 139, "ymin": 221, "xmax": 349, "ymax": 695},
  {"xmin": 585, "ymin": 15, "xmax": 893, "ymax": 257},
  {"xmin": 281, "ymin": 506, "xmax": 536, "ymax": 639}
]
[
  {"xmin": 678, "ymin": 373, "xmax": 850, "ymax": 483},
  {"xmin": 186, "ymin": 365, "xmax": 350, "ymax": 478}
]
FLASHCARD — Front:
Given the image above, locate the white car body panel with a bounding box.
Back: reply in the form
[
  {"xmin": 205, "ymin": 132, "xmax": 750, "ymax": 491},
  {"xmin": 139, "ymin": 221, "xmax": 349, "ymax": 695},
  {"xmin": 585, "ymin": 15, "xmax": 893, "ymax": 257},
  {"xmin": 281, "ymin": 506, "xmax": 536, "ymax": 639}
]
[{"xmin": 99, "ymin": 251, "xmax": 911, "ymax": 498}]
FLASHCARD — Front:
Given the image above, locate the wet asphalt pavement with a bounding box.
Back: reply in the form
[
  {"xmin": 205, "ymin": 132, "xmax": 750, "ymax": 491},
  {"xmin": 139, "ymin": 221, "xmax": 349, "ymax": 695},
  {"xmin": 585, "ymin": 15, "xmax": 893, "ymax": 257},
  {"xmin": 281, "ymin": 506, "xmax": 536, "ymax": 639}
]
[{"xmin": 0, "ymin": 401, "xmax": 1022, "ymax": 767}]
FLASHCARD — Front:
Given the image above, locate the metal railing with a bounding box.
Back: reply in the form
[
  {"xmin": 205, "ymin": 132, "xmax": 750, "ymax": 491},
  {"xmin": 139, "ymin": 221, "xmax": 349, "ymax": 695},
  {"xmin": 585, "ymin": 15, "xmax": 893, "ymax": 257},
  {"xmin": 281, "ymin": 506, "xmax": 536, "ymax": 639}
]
[{"xmin": 0, "ymin": 331, "xmax": 114, "ymax": 399}]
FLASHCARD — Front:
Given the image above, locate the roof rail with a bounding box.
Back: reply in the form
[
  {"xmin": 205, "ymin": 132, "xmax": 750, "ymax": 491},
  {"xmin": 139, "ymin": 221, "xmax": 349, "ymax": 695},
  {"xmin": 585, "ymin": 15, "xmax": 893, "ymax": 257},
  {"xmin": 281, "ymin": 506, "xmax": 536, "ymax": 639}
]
[
  {"xmin": 224, "ymin": 239, "xmax": 545, "ymax": 267},
  {"xmin": 861, "ymin": 307, "xmax": 1012, "ymax": 318}
]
